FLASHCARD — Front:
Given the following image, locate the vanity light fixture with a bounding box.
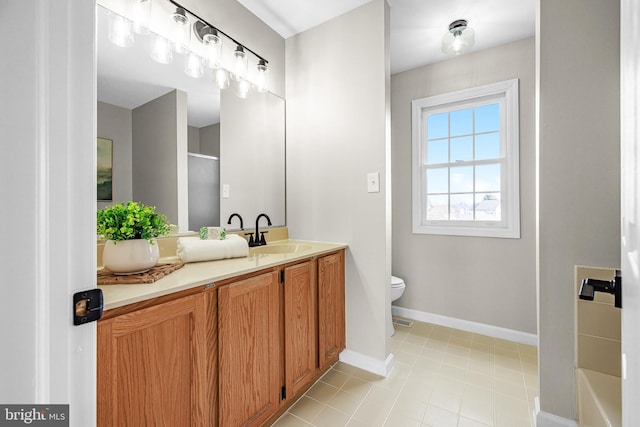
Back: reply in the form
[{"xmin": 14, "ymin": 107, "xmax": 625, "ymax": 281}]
[
  {"xmin": 150, "ymin": 34, "xmax": 173, "ymax": 64},
  {"xmin": 215, "ymin": 68, "xmax": 230, "ymax": 90},
  {"xmin": 441, "ymin": 19, "xmax": 475, "ymax": 55},
  {"xmin": 172, "ymin": 6, "xmax": 189, "ymax": 25},
  {"xmin": 130, "ymin": 0, "xmax": 151, "ymax": 34},
  {"xmin": 103, "ymin": 0, "xmax": 270, "ymax": 96},
  {"xmin": 256, "ymin": 59, "xmax": 268, "ymax": 93},
  {"xmin": 236, "ymin": 78, "xmax": 251, "ymax": 99},
  {"xmin": 108, "ymin": 12, "xmax": 134, "ymax": 48},
  {"xmin": 201, "ymin": 26, "xmax": 222, "ymax": 68},
  {"xmin": 184, "ymin": 51, "xmax": 204, "ymax": 78},
  {"xmin": 171, "ymin": 7, "xmax": 190, "ymax": 52},
  {"xmin": 233, "ymin": 45, "xmax": 248, "ymax": 80},
  {"xmin": 168, "ymin": 0, "xmax": 269, "ymax": 91}
]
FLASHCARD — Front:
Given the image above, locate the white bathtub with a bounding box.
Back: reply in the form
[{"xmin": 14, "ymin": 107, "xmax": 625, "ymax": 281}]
[{"xmin": 577, "ymin": 368, "xmax": 621, "ymax": 427}]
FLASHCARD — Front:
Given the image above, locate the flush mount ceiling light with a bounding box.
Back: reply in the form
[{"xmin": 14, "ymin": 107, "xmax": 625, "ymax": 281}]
[{"xmin": 441, "ymin": 19, "xmax": 475, "ymax": 56}]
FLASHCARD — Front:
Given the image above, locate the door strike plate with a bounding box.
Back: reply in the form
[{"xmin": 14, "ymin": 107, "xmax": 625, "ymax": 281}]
[{"xmin": 73, "ymin": 288, "xmax": 103, "ymax": 325}]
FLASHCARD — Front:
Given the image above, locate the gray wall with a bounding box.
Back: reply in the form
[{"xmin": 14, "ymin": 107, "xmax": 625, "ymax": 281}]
[
  {"xmin": 97, "ymin": 101, "xmax": 133, "ymax": 210},
  {"xmin": 188, "ymin": 123, "xmax": 220, "ymax": 157},
  {"xmin": 286, "ymin": 0, "xmax": 392, "ymax": 365},
  {"xmin": 391, "ymin": 38, "xmax": 537, "ymax": 334},
  {"xmin": 188, "ymin": 125, "xmax": 200, "ymax": 153},
  {"xmin": 200, "ymin": 123, "xmax": 220, "ymax": 157},
  {"xmin": 220, "ymin": 90, "xmax": 285, "ymax": 228},
  {"xmin": 537, "ymin": 0, "xmax": 620, "ymax": 421},
  {"xmin": 132, "ymin": 90, "xmax": 189, "ymax": 230}
]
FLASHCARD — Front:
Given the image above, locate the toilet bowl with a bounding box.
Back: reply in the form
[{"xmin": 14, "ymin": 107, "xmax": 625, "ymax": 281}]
[{"xmin": 390, "ymin": 275, "xmax": 406, "ymax": 336}]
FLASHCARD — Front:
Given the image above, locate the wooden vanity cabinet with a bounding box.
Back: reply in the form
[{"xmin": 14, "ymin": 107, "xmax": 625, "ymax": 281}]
[
  {"xmin": 217, "ymin": 270, "xmax": 281, "ymax": 427},
  {"xmin": 317, "ymin": 250, "xmax": 346, "ymax": 369},
  {"xmin": 283, "ymin": 261, "xmax": 317, "ymax": 399},
  {"xmin": 97, "ymin": 249, "xmax": 345, "ymax": 427},
  {"xmin": 97, "ymin": 289, "xmax": 212, "ymax": 427}
]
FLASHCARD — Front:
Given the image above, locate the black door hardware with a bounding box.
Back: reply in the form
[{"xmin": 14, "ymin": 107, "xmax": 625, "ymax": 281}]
[
  {"xmin": 73, "ymin": 288, "xmax": 104, "ymax": 325},
  {"xmin": 578, "ymin": 270, "xmax": 622, "ymax": 308}
]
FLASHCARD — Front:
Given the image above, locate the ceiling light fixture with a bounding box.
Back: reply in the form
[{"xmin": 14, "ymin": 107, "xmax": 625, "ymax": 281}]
[{"xmin": 441, "ymin": 19, "xmax": 475, "ymax": 56}]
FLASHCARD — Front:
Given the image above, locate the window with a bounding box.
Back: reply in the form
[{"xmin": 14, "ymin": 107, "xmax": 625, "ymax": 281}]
[{"xmin": 411, "ymin": 79, "xmax": 520, "ymax": 238}]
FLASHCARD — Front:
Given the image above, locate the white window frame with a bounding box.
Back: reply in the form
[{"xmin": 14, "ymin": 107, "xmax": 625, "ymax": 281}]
[{"xmin": 411, "ymin": 79, "xmax": 520, "ymax": 238}]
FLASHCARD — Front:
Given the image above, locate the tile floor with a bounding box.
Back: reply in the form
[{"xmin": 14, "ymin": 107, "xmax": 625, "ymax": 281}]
[{"xmin": 272, "ymin": 319, "xmax": 538, "ymax": 427}]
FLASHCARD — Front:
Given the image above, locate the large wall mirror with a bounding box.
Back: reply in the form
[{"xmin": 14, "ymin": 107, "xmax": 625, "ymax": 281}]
[{"xmin": 96, "ymin": 2, "xmax": 285, "ymax": 232}]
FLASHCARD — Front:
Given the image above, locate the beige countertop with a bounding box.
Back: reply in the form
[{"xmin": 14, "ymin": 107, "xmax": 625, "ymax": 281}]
[{"xmin": 99, "ymin": 239, "xmax": 347, "ymax": 311}]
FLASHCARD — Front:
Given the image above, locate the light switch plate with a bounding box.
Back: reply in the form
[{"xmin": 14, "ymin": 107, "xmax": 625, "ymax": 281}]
[
  {"xmin": 367, "ymin": 172, "xmax": 380, "ymax": 193},
  {"xmin": 222, "ymin": 184, "xmax": 230, "ymax": 198}
]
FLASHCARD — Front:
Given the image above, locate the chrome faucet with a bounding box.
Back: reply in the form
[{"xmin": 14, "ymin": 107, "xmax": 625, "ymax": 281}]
[
  {"xmin": 251, "ymin": 213, "xmax": 272, "ymax": 247},
  {"xmin": 226, "ymin": 213, "xmax": 244, "ymax": 230}
]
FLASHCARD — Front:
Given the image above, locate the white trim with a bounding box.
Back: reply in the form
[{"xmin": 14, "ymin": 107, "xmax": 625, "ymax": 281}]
[
  {"xmin": 339, "ymin": 350, "xmax": 395, "ymax": 378},
  {"xmin": 35, "ymin": 0, "xmax": 51, "ymax": 403},
  {"xmin": 534, "ymin": 397, "xmax": 578, "ymax": 427},
  {"xmin": 392, "ymin": 306, "xmax": 538, "ymax": 346},
  {"xmin": 411, "ymin": 79, "xmax": 520, "ymax": 239},
  {"xmin": 188, "ymin": 152, "xmax": 220, "ymax": 160}
]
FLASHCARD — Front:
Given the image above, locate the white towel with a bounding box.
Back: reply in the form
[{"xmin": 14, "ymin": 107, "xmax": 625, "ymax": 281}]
[{"xmin": 177, "ymin": 234, "xmax": 248, "ymax": 263}]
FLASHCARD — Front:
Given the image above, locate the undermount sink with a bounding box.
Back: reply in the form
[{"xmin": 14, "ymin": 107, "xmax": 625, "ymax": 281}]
[{"xmin": 250, "ymin": 243, "xmax": 313, "ymax": 255}]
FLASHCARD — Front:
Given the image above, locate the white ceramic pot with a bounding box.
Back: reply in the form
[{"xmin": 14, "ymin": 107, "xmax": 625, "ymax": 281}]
[{"xmin": 102, "ymin": 238, "xmax": 159, "ymax": 275}]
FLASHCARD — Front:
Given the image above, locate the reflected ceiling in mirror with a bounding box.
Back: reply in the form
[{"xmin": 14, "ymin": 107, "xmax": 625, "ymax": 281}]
[{"xmin": 97, "ymin": 4, "xmax": 220, "ymax": 127}]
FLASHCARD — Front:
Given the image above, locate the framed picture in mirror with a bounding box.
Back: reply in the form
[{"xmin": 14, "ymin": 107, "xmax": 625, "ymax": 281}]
[{"xmin": 97, "ymin": 137, "xmax": 113, "ymax": 201}]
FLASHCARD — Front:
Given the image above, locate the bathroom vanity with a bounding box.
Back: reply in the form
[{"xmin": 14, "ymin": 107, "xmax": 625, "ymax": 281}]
[{"xmin": 96, "ymin": 239, "xmax": 346, "ymax": 427}]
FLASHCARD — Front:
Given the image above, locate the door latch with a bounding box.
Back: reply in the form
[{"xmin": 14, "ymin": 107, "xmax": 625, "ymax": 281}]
[{"xmin": 73, "ymin": 289, "xmax": 103, "ymax": 325}]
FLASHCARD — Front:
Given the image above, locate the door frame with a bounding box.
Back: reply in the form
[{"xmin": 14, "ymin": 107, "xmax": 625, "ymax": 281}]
[
  {"xmin": 620, "ymin": 0, "xmax": 640, "ymax": 424},
  {"xmin": 0, "ymin": 1, "xmax": 98, "ymax": 424}
]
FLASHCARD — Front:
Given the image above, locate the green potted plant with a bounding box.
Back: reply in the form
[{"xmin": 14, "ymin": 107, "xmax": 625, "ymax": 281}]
[{"xmin": 97, "ymin": 201, "xmax": 171, "ymax": 275}]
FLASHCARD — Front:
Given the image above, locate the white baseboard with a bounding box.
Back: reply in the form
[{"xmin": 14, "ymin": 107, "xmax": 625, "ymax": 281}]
[
  {"xmin": 339, "ymin": 349, "xmax": 394, "ymax": 378},
  {"xmin": 534, "ymin": 397, "xmax": 578, "ymax": 427},
  {"xmin": 392, "ymin": 306, "xmax": 538, "ymax": 346}
]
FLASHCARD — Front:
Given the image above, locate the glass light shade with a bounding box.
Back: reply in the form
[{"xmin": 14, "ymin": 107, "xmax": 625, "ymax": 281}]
[
  {"xmin": 233, "ymin": 45, "xmax": 248, "ymax": 80},
  {"xmin": 441, "ymin": 25, "xmax": 475, "ymax": 55},
  {"xmin": 203, "ymin": 31, "xmax": 222, "ymax": 68},
  {"xmin": 171, "ymin": 7, "xmax": 190, "ymax": 52},
  {"xmin": 215, "ymin": 68, "xmax": 230, "ymax": 89},
  {"xmin": 130, "ymin": 0, "xmax": 151, "ymax": 34},
  {"xmin": 150, "ymin": 35, "xmax": 173, "ymax": 64},
  {"xmin": 236, "ymin": 79, "xmax": 251, "ymax": 99},
  {"xmin": 185, "ymin": 52, "xmax": 204, "ymax": 78},
  {"xmin": 108, "ymin": 13, "xmax": 134, "ymax": 48},
  {"xmin": 256, "ymin": 60, "xmax": 268, "ymax": 93}
]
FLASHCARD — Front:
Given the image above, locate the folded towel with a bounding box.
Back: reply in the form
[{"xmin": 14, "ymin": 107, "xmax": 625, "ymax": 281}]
[{"xmin": 177, "ymin": 234, "xmax": 248, "ymax": 263}]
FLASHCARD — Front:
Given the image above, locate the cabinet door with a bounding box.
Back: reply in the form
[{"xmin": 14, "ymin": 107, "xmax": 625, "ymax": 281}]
[
  {"xmin": 97, "ymin": 293, "xmax": 207, "ymax": 427},
  {"xmin": 317, "ymin": 251, "xmax": 346, "ymax": 369},
  {"xmin": 283, "ymin": 261, "xmax": 317, "ymax": 399},
  {"xmin": 218, "ymin": 271, "xmax": 280, "ymax": 427}
]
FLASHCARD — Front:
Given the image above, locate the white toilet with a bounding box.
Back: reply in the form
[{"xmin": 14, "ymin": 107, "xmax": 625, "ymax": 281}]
[{"xmin": 390, "ymin": 275, "xmax": 406, "ymax": 336}]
